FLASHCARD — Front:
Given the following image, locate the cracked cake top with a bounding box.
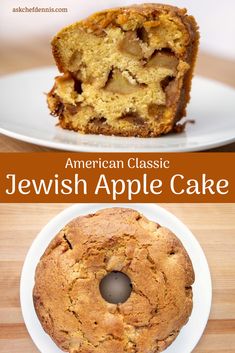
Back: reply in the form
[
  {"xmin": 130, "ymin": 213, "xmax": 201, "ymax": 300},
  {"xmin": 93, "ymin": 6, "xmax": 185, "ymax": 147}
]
[{"xmin": 33, "ymin": 207, "xmax": 194, "ymax": 353}]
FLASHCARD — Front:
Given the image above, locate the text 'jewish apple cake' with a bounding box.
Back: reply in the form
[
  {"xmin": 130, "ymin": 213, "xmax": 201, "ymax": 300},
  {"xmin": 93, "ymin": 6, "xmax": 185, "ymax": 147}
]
[{"xmin": 47, "ymin": 4, "xmax": 199, "ymax": 137}]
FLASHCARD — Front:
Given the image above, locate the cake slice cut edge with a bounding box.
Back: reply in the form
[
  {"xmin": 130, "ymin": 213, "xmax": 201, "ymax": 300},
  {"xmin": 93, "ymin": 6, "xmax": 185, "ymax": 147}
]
[{"xmin": 47, "ymin": 3, "xmax": 199, "ymax": 137}]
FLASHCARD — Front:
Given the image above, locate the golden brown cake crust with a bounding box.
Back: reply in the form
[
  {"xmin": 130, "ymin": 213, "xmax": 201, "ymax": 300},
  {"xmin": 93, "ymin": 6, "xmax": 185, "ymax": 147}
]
[
  {"xmin": 52, "ymin": 4, "xmax": 198, "ymax": 71},
  {"xmin": 33, "ymin": 208, "xmax": 194, "ymax": 353},
  {"xmin": 47, "ymin": 3, "xmax": 199, "ymax": 137}
]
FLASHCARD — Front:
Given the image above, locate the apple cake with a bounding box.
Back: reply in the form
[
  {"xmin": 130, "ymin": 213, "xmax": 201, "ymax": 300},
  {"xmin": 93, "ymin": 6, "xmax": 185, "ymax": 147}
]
[
  {"xmin": 47, "ymin": 4, "xmax": 199, "ymax": 137},
  {"xmin": 33, "ymin": 207, "xmax": 194, "ymax": 353}
]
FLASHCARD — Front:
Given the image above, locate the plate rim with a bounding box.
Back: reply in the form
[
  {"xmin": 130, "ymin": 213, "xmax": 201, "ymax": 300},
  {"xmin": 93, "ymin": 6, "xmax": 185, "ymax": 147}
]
[
  {"xmin": 20, "ymin": 203, "xmax": 212, "ymax": 353},
  {"xmin": 1, "ymin": 125, "xmax": 235, "ymax": 152}
]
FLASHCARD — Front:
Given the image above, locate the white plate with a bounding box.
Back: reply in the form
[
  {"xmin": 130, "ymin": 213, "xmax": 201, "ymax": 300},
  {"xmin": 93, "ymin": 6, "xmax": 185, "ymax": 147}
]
[
  {"xmin": 20, "ymin": 203, "xmax": 212, "ymax": 353},
  {"xmin": 0, "ymin": 67, "xmax": 235, "ymax": 152}
]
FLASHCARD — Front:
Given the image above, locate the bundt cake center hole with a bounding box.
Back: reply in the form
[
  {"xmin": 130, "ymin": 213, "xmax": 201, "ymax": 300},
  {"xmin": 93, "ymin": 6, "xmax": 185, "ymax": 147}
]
[{"xmin": 99, "ymin": 271, "xmax": 132, "ymax": 304}]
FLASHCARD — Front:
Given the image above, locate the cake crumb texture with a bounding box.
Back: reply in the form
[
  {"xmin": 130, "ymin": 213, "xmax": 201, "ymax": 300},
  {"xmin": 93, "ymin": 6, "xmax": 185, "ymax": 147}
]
[{"xmin": 47, "ymin": 3, "xmax": 199, "ymax": 137}]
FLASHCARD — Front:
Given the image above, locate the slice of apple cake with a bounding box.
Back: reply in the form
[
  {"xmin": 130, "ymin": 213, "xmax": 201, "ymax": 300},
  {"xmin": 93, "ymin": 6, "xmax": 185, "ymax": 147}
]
[{"xmin": 47, "ymin": 4, "xmax": 199, "ymax": 137}]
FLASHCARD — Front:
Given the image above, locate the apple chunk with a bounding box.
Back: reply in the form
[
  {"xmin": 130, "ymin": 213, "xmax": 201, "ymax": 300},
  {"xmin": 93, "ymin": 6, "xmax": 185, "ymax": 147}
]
[
  {"xmin": 105, "ymin": 69, "xmax": 140, "ymax": 94},
  {"xmin": 147, "ymin": 51, "xmax": 179, "ymax": 74}
]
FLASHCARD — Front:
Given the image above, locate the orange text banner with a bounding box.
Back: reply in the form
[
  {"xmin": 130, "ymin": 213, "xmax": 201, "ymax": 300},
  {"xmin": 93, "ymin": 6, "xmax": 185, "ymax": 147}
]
[{"xmin": 0, "ymin": 153, "xmax": 234, "ymax": 203}]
